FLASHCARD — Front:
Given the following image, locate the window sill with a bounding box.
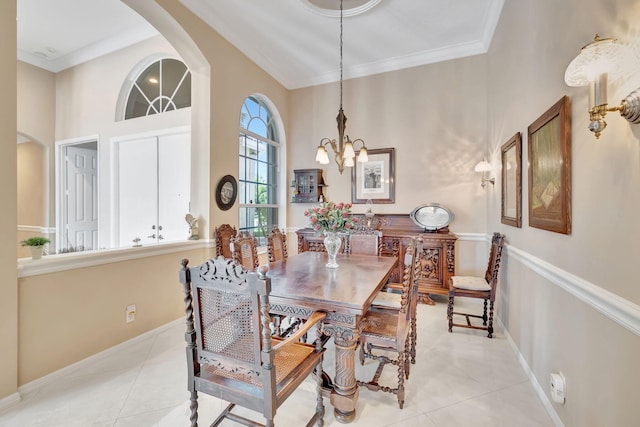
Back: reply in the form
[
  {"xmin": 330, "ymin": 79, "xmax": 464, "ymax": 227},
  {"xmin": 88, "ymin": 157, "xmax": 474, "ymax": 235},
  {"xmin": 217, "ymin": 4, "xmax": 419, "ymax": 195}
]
[{"xmin": 18, "ymin": 240, "xmax": 212, "ymax": 278}]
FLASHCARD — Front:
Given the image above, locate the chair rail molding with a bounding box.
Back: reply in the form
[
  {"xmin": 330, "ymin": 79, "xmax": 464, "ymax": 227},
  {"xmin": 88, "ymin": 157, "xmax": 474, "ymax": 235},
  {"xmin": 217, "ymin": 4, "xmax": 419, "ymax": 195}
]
[{"xmin": 506, "ymin": 244, "xmax": 640, "ymax": 337}]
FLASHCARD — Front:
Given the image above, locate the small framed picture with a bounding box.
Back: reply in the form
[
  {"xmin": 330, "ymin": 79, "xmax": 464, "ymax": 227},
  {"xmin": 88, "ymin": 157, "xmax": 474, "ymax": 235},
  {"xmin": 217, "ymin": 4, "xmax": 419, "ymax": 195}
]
[
  {"xmin": 215, "ymin": 175, "xmax": 237, "ymax": 211},
  {"xmin": 351, "ymin": 148, "xmax": 395, "ymax": 204},
  {"xmin": 501, "ymin": 132, "xmax": 522, "ymax": 227}
]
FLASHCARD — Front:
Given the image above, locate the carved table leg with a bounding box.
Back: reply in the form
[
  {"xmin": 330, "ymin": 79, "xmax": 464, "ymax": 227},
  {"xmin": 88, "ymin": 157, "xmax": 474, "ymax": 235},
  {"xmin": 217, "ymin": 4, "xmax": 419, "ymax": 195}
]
[{"xmin": 324, "ymin": 325, "xmax": 359, "ymax": 423}]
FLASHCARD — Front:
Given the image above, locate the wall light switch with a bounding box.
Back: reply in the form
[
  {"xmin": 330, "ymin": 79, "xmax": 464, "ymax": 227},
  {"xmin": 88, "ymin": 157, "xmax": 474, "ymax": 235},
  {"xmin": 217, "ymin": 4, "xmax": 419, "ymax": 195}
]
[{"xmin": 126, "ymin": 304, "xmax": 136, "ymax": 323}]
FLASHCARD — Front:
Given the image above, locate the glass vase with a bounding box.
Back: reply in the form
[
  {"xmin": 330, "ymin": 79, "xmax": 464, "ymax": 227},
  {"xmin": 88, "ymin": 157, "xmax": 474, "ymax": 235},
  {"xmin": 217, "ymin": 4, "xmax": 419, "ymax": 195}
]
[{"xmin": 323, "ymin": 232, "xmax": 341, "ymax": 268}]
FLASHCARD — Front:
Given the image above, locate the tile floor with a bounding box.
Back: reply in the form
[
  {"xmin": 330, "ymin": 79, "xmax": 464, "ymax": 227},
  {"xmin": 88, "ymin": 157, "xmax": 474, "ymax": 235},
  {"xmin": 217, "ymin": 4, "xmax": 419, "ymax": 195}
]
[{"xmin": 0, "ymin": 295, "xmax": 554, "ymax": 427}]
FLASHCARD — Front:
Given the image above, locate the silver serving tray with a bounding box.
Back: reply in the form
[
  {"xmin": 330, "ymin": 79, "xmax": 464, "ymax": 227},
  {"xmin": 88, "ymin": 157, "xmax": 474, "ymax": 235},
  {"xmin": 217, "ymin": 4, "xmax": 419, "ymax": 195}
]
[{"xmin": 410, "ymin": 203, "xmax": 454, "ymax": 231}]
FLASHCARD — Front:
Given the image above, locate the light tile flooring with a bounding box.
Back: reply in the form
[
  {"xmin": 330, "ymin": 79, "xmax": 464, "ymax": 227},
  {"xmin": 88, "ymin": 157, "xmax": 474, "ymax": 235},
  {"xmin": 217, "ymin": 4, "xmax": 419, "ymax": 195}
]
[{"xmin": 0, "ymin": 295, "xmax": 554, "ymax": 427}]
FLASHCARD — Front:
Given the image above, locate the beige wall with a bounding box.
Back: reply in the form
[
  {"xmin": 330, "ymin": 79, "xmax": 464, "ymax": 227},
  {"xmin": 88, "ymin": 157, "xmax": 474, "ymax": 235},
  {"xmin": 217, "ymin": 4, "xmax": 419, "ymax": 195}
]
[
  {"xmin": 0, "ymin": 0, "xmax": 17, "ymax": 401},
  {"xmin": 288, "ymin": 55, "xmax": 489, "ymax": 232},
  {"xmin": 17, "ymin": 141, "xmax": 45, "ymax": 226},
  {"xmin": 17, "ymin": 61, "xmax": 55, "ymax": 228},
  {"xmin": 18, "ymin": 248, "xmax": 209, "ymax": 384},
  {"xmin": 486, "ymin": 0, "xmax": 640, "ymax": 425}
]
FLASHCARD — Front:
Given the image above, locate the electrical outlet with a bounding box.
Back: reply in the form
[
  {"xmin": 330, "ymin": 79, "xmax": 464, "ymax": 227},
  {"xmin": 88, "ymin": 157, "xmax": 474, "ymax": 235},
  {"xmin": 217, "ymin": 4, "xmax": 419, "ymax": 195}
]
[
  {"xmin": 126, "ymin": 304, "xmax": 136, "ymax": 323},
  {"xmin": 550, "ymin": 372, "xmax": 566, "ymax": 404}
]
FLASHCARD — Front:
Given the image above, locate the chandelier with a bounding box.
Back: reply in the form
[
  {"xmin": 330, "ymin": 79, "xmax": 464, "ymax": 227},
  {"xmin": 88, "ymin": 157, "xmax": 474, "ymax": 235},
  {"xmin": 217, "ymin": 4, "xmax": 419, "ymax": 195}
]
[{"xmin": 315, "ymin": 0, "xmax": 368, "ymax": 174}]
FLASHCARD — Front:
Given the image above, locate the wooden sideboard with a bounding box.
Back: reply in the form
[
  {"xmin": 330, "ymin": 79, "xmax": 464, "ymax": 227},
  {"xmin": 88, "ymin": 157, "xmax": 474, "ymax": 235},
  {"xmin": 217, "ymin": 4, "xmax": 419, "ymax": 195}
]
[{"xmin": 295, "ymin": 214, "xmax": 457, "ymax": 304}]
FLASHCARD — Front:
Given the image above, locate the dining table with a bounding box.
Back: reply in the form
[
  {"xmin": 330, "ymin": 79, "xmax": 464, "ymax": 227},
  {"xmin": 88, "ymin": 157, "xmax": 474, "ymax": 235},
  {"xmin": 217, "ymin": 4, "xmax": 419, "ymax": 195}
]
[{"xmin": 267, "ymin": 251, "xmax": 398, "ymax": 423}]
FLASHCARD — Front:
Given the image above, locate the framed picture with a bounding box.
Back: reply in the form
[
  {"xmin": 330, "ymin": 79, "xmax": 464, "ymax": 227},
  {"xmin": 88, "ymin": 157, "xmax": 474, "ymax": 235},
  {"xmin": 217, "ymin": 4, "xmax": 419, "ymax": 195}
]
[
  {"xmin": 215, "ymin": 175, "xmax": 237, "ymax": 211},
  {"xmin": 351, "ymin": 148, "xmax": 395, "ymax": 204},
  {"xmin": 527, "ymin": 95, "xmax": 571, "ymax": 234},
  {"xmin": 501, "ymin": 132, "xmax": 522, "ymax": 227}
]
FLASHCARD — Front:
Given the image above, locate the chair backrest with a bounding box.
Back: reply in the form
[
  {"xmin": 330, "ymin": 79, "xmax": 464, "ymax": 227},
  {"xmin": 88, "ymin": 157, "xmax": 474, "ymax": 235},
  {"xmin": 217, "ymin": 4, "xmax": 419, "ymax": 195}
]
[
  {"xmin": 232, "ymin": 231, "xmax": 259, "ymax": 271},
  {"xmin": 399, "ymin": 237, "xmax": 421, "ymax": 318},
  {"xmin": 346, "ymin": 230, "xmax": 382, "ymax": 256},
  {"xmin": 484, "ymin": 232, "xmax": 506, "ymax": 293},
  {"xmin": 213, "ymin": 224, "xmax": 237, "ymax": 258},
  {"xmin": 267, "ymin": 228, "xmax": 288, "ymax": 262},
  {"xmin": 180, "ymin": 257, "xmax": 273, "ymax": 389}
]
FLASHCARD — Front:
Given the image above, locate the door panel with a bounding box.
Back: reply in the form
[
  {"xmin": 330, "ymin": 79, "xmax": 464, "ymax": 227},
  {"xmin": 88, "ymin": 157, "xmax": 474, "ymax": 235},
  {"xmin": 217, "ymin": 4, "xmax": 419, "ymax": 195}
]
[
  {"xmin": 117, "ymin": 137, "xmax": 158, "ymax": 246},
  {"xmin": 65, "ymin": 146, "xmax": 98, "ymax": 250},
  {"xmin": 158, "ymin": 132, "xmax": 191, "ymax": 242}
]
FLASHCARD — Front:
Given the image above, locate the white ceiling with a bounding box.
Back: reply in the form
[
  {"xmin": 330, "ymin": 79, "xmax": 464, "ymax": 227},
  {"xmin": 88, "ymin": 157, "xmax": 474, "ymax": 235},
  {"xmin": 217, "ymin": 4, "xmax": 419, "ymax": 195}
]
[{"xmin": 17, "ymin": 0, "xmax": 504, "ymax": 90}]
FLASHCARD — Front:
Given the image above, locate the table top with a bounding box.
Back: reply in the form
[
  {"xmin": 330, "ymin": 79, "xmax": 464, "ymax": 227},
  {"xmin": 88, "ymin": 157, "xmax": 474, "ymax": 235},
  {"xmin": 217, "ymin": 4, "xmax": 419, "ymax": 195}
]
[{"xmin": 267, "ymin": 252, "xmax": 398, "ymax": 314}]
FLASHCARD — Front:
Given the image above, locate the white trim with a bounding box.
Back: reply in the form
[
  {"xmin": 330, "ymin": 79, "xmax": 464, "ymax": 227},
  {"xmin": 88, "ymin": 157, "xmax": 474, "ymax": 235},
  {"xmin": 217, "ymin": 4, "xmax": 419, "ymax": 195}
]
[
  {"xmin": 17, "ymin": 225, "xmax": 56, "ymax": 234},
  {"xmin": 17, "ymin": 318, "xmax": 183, "ymax": 396},
  {"xmin": 500, "ymin": 318, "xmax": 564, "ymax": 427},
  {"xmin": 506, "ymin": 244, "xmax": 640, "ymax": 337},
  {"xmin": 18, "ymin": 240, "xmax": 211, "ymax": 278},
  {"xmin": 0, "ymin": 393, "xmax": 20, "ymax": 411}
]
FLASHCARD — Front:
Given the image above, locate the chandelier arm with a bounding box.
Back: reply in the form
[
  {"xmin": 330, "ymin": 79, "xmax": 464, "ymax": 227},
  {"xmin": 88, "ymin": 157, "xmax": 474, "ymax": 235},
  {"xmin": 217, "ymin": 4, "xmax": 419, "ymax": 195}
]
[{"xmin": 351, "ymin": 138, "xmax": 367, "ymax": 150}]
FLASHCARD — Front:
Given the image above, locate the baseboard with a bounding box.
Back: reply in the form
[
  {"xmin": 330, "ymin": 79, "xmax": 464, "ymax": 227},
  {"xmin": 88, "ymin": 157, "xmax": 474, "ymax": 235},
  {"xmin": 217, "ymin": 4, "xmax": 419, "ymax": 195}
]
[
  {"xmin": 18, "ymin": 318, "xmax": 183, "ymax": 395},
  {"xmin": 499, "ymin": 317, "xmax": 564, "ymax": 427},
  {"xmin": 0, "ymin": 392, "xmax": 20, "ymax": 411}
]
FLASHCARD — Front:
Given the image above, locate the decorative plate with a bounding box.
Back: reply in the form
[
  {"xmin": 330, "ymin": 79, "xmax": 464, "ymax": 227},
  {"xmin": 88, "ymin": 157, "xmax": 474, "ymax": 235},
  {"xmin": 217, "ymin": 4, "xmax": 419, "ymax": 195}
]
[
  {"xmin": 410, "ymin": 203, "xmax": 454, "ymax": 231},
  {"xmin": 215, "ymin": 175, "xmax": 237, "ymax": 211}
]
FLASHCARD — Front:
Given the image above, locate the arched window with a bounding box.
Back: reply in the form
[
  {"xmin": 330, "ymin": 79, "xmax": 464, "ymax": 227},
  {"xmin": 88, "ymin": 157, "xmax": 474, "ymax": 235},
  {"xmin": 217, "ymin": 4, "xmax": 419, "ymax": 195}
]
[
  {"xmin": 124, "ymin": 58, "xmax": 191, "ymax": 120},
  {"xmin": 239, "ymin": 96, "xmax": 281, "ymax": 247}
]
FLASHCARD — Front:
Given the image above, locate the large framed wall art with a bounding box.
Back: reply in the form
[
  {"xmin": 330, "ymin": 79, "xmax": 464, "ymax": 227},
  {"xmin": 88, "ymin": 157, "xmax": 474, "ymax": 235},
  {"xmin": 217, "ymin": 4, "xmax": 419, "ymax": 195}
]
[{"xmin": 527, "ymin": 96, "xmax": 571, "ymax": 234}]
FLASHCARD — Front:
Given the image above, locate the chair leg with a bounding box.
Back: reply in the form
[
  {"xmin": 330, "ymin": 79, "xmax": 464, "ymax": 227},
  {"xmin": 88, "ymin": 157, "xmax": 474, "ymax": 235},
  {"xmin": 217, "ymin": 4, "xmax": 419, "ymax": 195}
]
[
  {"xmin": 409, "ymin": 317, "xmax": 417, "ymax": 365},
  {"xmin": 482, "ymin": 299, "xmax": 488, "ymax": 326},
  {"xmin": 487, "ymin": 300, "xmax": 495, "ymax": 338},
  {"xmin": 404, "ymin": 339, "xmax": 411, "ymax": 380},
  {"xmin": 189, "ymin": 390, "xmax": 198, "ymax": 427},
  {"xmin": 397, "ymin": 350, "xmax": 405, "ymax": 409},
  {"xmin": 447, "ymin": 295, "xmax": 454, "ymax": 332}
]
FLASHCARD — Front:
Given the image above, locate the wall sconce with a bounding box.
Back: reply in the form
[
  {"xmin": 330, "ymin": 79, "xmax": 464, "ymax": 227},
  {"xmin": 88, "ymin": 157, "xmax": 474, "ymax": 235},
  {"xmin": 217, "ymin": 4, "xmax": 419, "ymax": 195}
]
[
  {"xmin": 564, "ymin": 34, "xmax": 640, "ymax": 138},
  {"xmin": 474, "ymin": 160, "xmax": 495, "ymax": 188}
]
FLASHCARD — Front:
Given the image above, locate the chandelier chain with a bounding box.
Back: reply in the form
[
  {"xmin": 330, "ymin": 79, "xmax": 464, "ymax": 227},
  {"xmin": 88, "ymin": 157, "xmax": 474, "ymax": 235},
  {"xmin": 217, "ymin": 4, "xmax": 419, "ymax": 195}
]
[{"xmin": 340, "ymin": 0, "xmax": 343, "ymax": 109}]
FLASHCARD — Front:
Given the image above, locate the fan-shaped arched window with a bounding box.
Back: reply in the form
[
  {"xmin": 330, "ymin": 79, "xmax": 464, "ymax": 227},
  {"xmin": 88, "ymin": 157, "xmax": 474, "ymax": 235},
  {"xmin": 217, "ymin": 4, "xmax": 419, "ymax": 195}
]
[
  {"xmin": 124, "ymin": 58, "xmax": 191, "ymax": 120},
  {"xmin": 239, "ymin": 96, "xmax": 281, "ymax": 247}
]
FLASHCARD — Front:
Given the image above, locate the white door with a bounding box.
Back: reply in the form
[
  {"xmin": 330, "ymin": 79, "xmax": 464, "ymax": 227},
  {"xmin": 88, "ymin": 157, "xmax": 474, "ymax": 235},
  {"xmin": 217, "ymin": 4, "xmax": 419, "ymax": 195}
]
[
  {"xmin": 116, "ymin": 130, "xmax": 190, "ymax": 246},
  {"xmin": 65, "ymin": 146, "xmax": 98, "ymax": 250},
  {"xmin": 117, "ymin": 136, "xmax": 158, "ymax": 246},
  {"xmin": 158, "ymin": 133, "xmax": 191, "ymax": 242}
]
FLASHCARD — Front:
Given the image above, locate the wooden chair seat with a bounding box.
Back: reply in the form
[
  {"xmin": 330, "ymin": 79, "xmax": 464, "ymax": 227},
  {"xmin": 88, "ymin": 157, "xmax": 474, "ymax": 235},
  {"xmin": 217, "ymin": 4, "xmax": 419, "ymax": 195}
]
[{"xmin": 451, "ymin": 276, "xmax": 491, "ymax": 291}]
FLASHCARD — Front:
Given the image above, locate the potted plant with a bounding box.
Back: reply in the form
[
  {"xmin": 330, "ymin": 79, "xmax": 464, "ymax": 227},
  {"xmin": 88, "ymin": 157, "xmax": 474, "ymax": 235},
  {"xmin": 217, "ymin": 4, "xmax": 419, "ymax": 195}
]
[{"xmin": 21, "ymin": 236, "xmax": 51, "ymax": 260}]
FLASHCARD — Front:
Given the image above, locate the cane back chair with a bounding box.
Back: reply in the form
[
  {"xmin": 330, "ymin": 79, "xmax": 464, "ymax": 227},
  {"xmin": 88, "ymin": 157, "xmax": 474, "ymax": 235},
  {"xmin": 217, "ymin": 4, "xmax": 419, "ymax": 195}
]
[
  {"xmin": 179, "ymin": 257, "xmax": 326, "ymax": 427},
  {"xmin": 232, "ymin": 231, "xmax": 259, "ymax": 271},
  {"xmin": 213, "ymin": 224, "xmax": 237, "ymax": 259},
  {"xmin": 447, "ymin": 232, "xmax": 505, "ymax": 338},
  {"xmin": 267, "ymin": 228, "xmax": 288, "ymax": 263},
  {"xmin": 357, "ymin": 237, "xmax": 421, "ymax": 409}
]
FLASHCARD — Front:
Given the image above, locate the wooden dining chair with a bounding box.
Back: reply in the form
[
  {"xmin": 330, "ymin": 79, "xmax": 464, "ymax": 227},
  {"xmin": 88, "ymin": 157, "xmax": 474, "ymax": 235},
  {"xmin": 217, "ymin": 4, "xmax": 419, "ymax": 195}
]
[
  {"xmin": 232, "ymin": 231, "xmax": 259, "ymax": 271},
  {"xmin": 213, "ymin": 223, "xmax": 236, "ymax": 258},
  {"xmin": 344, "ymin": 230, "xmax": 382, "ymax": 256},
  {"xmin": 179, "ymin": 257, "xmax": 326, "ymax": 427},
  {"xmin": 447, "ymin": 232, "xmax": 505, "ymax": 338},
  {"xmin": 357, "ymin": 237, "xmax": 421, "ymax": 409},
  {"xmin": 267, "ymin": 228, "xmax": 288, "ymax": 262}
]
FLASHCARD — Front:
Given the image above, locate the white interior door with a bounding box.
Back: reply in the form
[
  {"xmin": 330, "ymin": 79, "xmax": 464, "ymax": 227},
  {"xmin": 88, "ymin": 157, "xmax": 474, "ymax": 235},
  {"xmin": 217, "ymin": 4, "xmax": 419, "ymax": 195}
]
[
  {"xmin": 116, "ymin": 129, "xmax": 191, "ymax": 246},
  {"xmin": 158, "ymin": 132, "xmax": 191, "ymax": 242},
  {"xmin": 117, "ymin": 136, "xmax": 158, "ymax": 246},
  {"xmin": 65, "ymin": 145, "xmax": 98, "ymax": 250}
]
